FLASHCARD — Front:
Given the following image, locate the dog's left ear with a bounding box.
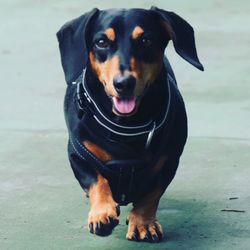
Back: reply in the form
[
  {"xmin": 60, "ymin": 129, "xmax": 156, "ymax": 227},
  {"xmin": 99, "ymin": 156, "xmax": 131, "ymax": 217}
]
[
  {"xmin": 57, "ymin": 8, "xmax": 99, "ymax": 84},
  {"xmin": 151, "ymin": 6, "xmax": 204, "ymax": 71}
]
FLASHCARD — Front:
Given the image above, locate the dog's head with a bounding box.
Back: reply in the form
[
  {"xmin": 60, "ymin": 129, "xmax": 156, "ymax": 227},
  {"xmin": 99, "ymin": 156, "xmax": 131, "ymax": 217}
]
[{"xmin": 57, "ymin": 7, "xmax": 203, "ymax": 116}]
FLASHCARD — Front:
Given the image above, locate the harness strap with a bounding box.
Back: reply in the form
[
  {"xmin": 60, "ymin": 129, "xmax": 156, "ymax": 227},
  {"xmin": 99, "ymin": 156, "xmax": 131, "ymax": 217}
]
[
  {"xmin": 69, "ymin": 133, "xmax": 152, "ymax": 204},
  {"xmin": 68, "ymin": 67, "xmax": 177, "ymax": 204},
  {"xmin": 74, "ymin": 69, "xmax": 172, "ymax": 148}
]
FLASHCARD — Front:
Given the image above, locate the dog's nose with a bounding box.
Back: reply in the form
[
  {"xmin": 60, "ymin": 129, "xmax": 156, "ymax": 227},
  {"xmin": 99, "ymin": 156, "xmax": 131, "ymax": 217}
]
[{"xmin": 113, "ymin": 75, "xmax": 136, "ymax": 96}]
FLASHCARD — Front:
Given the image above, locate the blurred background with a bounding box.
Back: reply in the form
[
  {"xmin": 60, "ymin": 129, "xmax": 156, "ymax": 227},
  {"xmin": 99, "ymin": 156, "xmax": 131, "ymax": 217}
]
[{"xmin": 0, "ymin": 1, "xmax": 249, "ymax": 249}]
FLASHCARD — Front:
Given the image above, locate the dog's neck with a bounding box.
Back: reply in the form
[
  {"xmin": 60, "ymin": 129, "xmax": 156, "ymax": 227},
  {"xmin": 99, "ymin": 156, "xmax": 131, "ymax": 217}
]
[{"xmin": 85, "ymin": 63, "xmax": 168, "ymax": 126}]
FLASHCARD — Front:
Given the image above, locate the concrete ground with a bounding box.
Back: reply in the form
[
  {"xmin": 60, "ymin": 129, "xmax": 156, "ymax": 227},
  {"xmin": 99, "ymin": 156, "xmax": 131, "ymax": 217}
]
[{"xmin": 0, "ymin": 0, "xmax": 250, "ymax": 249}]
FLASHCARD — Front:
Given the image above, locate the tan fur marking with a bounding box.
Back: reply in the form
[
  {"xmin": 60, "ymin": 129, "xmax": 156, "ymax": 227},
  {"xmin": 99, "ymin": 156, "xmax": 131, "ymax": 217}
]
[
  {"xmin": 89, "ymin": 51, "xmax": 120, "ymax": 96},
  {"xmin": 129, "ymin": 57, "xmax": 163, "ymax": 96},
  {"xmin": 89, "ymin": 45, "xmax": 164, "ymax": 101},
  {"xmin": 105, "ymin": 28, "xmax": 116, "ymax": 41},
  {"xmin": 89, "ymin": 175, "xmax": 115, "ymax": 208},
  {"xmin": 88, "ymin": 174, "xmax": 119, "ymax": 230},
  {"xmin": 133, "ymin": 187, "xmax": 162, "ymax": 212},
  {"xmin": 132, "ymin": 26, "xmax": 144, "ymax": 39},
  {"xmin": 126, "ymin": 187, "xmax": 164, "ymax": 240},
  {"xmin": 83, "ymin": 140, "xmax": 112, "ymax": 162}
]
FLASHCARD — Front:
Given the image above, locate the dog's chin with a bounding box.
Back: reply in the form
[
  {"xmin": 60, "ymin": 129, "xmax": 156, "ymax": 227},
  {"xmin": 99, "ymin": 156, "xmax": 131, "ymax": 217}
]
[{"xmin": 111, "ymin": 96, "xmax": 140, "ymax": 117}]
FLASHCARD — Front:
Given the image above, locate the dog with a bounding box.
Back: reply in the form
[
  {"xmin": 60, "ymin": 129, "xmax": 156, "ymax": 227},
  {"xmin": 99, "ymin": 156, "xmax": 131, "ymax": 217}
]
[{"xmin": 57, "ymin": 6, "xmax": 203, "ymax": 243}]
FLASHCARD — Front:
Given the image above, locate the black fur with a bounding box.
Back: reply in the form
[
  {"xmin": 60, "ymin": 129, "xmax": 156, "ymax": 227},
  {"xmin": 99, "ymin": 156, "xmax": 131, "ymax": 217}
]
[
  {"xmin": 57, "ymin": 6, "xmax": 203, "ymax": 239},
  {"xmin": 57, "ymin": 7, "xmax": 203, "ymax": 84}
]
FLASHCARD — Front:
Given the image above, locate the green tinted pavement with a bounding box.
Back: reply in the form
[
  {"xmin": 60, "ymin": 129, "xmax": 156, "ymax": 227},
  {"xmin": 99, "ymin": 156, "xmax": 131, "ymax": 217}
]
[{"xmin": 0, "ymin": 1, "xmax": 250, "ymax": 249}]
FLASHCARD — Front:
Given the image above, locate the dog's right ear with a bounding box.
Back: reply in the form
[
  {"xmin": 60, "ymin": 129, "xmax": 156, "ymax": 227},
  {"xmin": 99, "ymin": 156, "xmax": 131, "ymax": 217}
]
[{"xmin": 57, "ymin": 8, "xmax": 99, "ymax": 84}]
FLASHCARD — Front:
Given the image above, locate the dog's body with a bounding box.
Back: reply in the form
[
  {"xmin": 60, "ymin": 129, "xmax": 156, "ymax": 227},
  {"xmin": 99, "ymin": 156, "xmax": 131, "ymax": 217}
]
[{"xmin": 57, "ymin": 7, "xmax": 203, "ymax": 243}]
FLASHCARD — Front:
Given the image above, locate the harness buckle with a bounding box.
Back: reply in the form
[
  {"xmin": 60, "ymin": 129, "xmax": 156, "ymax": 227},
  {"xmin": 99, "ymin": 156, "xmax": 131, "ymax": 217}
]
[{"xmin": 145, "ymin": 122, "xmax": 156, "ymax": 149}]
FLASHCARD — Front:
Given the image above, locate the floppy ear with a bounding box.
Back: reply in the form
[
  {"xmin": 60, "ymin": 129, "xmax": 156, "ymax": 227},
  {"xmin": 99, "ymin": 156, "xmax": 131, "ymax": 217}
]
[
  {"xmin": 151, "ymin": 6, "xmax": 204, "ymax": 71},
  {"xmin": 56, "ymin": 8, "xmax": 99, "ymax": 84}
]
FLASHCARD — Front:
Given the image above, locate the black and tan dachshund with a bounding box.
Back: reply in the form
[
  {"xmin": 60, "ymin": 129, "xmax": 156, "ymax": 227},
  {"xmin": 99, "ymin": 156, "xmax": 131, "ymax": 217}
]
[{"xmin": 57, "ymin": 6, "xmax": 203, "ymax": 243}]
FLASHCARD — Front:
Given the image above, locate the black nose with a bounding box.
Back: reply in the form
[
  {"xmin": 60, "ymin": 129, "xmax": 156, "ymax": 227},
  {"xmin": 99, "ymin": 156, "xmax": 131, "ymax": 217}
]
[{"xmin": 113, "ymin": 75, "xmax": 136, "ymax": 96}]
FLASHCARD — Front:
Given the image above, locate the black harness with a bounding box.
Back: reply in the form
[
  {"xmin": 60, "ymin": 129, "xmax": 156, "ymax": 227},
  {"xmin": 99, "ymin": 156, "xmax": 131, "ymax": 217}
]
[{"xmin": 66, "ymin": 68, "xmax": 177, "ymax": 205}]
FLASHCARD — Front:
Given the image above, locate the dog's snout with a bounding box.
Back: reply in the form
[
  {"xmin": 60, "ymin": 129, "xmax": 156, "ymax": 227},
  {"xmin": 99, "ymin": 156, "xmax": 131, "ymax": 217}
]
[{"xmin": 113, "ymin": 75, "xmax": 136, "ymax": 96}]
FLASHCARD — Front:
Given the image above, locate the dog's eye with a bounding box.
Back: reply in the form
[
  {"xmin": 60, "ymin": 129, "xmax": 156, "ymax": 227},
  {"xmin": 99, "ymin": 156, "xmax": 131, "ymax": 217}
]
[
  {"xmin": 141, "ymin": 37, "xmax": 152, "ymax": 47},
  {"xmin": 95, "ymin": 38, "xmax": 109, "ymax": 49}
]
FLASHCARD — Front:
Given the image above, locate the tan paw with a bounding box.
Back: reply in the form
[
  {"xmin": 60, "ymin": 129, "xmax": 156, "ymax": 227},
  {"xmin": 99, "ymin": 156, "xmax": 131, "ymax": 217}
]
[
  {"xmin": 88, "ymin": 203, "xmax": 120, "ymax": 236},
  {"xmin": 126, "ymin": 212, "xmax": 163, "ymax": 243}
]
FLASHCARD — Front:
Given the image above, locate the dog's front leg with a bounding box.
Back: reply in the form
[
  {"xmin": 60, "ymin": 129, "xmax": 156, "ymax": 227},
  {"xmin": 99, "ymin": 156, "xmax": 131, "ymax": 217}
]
[
  {"xmin": 88, "ymin": 173, "xmax": 120, "ymax": 236},
  {"xmin": 126, "ymin": 186, "xmax": 164, "ymax": 243}
]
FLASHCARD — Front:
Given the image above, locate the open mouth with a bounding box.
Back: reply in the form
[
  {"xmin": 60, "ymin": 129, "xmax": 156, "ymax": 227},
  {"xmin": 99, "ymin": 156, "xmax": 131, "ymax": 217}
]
[{"xmin": 112, "ymin": 96, "xmax": 137, "ymax": 115}]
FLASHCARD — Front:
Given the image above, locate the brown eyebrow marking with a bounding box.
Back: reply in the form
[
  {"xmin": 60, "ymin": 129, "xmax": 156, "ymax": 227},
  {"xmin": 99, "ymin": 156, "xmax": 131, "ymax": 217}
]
[
  {"xmin": 105, "ymin": 28, "xmax": 116, "ymax": 41},
  {"xmin": 132, "ymin": 26, "xmax": 144, "ymax": 39}
]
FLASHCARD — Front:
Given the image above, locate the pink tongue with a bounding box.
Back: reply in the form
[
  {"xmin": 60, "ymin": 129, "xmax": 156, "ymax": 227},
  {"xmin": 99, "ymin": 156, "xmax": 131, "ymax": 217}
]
[{"xmin": 113, "ymin": 97, "xmax": 136, "ymax": 114}]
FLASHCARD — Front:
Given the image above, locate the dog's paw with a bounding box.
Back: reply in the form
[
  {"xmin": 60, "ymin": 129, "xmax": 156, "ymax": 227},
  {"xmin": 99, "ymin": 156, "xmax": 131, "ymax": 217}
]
[
  {"xmin": 88, "ymin": 203, "xmax": 120, "ymax": 236},
  {"xmin": 126, "ymin": 212, "xmax": 163, "ymax": 243}
]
